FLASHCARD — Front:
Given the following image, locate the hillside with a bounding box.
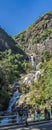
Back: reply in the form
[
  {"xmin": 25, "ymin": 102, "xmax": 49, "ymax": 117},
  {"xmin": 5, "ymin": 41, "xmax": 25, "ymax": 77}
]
[
  {"xmin": 17, "ymin": 57, "xmax": 52, "ymax": 112},
  {"xmin": 0, "ymin": 11, "xmax": 52, "ymax": 111},
  {"xmin": 14, "ymin": 12, "xmax": 52, "ymax": 112},
  {"xmin": 0, "ymin": 27, "xmax": 19, "ymax": 52},
  {"xmin": 15, "ymin": 12, "xmax": 52, "ymax": 59},
  {"xmin": 0, "ymin": 27, "xmax": 28, "ymax": 60},
  {"xmin": 0, "ymin": 28, "xmax": 29, "ymax": 111}
]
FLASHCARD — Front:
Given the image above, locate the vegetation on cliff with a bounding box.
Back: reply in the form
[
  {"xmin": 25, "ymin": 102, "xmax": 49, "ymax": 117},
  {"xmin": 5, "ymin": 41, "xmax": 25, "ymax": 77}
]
[
  {"xmin": 18, "ymin": 56, "xmax": 52, "ymax": 112},
  {"xmin": 15, "ymin": 12, "xmax": 52, "ymax": 58},
  {"xmin": 0, "ymin": 11, "xmax": 52, "ymax": 111}
]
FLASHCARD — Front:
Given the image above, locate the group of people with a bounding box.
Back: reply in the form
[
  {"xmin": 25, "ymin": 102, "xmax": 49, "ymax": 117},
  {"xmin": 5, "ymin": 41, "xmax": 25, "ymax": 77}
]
[
  {"xmin": 34, "ymin": 106, "xmax": 52, "ymax": 121},
  {"xmin": 17, "ymin": 105, "xmax": 52, "ymax": 126}
]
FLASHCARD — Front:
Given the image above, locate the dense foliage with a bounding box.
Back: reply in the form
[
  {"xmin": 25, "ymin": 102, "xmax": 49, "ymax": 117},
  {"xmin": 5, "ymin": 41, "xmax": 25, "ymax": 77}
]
[
  {"xmin": 0, "ymin": 49, "xmax": 29, "ymax": 110},
  {"xmin": 0, "ymin": 49, "xmax": 29, "ymax": 86},
  {"xmin": 20, "ymin": 57, "xmax": 52, "ymax": 112}
]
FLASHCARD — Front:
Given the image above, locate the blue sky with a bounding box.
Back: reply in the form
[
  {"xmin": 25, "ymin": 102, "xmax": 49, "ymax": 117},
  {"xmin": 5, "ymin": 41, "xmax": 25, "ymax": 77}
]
[{"xmin": 0, "ymin": 0, "xmax": 52, "ymax": 36}]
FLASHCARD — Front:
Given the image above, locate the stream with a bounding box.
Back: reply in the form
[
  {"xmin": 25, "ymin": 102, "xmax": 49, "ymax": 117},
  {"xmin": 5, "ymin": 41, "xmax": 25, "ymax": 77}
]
[{"xmin": 0, "ymin": 89, "xmax": 20, "ymax": 125}]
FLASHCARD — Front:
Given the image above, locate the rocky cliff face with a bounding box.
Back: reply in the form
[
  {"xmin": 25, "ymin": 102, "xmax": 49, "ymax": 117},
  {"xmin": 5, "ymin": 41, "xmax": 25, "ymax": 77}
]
[
  {"xmin": 0, "ymin": 27, "xmax": 29, "ymax": 61},
  {"xmin": 0, "ymin": 28, "xmax": 17, "ymax": 52},
  {"xmin": 15, "ymin": 12, "xmax": 52, "ymax": 59},
  {"xmin": 0, "ymin": 28, "xmax": 26, "ymax": 57}
]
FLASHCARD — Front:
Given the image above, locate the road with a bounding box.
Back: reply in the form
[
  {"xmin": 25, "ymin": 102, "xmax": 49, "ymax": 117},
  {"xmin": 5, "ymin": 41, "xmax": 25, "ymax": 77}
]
[
  {"xmin": 14, "ymin": 122, "xmax": 52, "ymax": 130},
  {"xmin": 0, "ymin": 121, "xmax": 52, "ymax": 130}
]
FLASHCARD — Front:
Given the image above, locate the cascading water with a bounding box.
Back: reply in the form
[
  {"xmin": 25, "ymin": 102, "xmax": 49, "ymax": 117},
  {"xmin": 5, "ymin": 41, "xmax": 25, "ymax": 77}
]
[
  {"xmin": 7, "ymin": 90, "xmax": 20, "ymax": 112},
  {"xmin": 0, "ymin": 89, "xmax": 20, "ymax": 125},
  {"xmin": 31, "ymin": 55, "xmax": 36, "ymax": 71},
  {"xmin": 31, "ymin": 55, "xmax": 43, "ymax": 80},
  {"xmin": 31, "ymin": 55, "xmax": 34, "ymax": 67},
  {"xmin": 23, "ymin": 55, "xmax": 43, "ymax": 84}
]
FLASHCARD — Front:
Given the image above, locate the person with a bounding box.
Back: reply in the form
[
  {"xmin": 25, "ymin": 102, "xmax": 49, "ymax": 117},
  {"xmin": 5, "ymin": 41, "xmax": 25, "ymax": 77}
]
[
  {"xmin": 34, "ymin": 108, "xmax": 37, "ymax": 121},
  {"xmin": 18, "ymin": 106, "xmax": 23, "ymax": 123},
  {"xmin": 24, "ymin": 106, "xmax": 28, "ymax": 126},
  {"xmin": 37, "ymin": 107, "xmax": 41, "ymax": 121},
  {"xmin": 47, "ymin": 111, "xmax": 50, "ymax": 120},
  {"xmin": 51, "ymin": 105, "xmax": 52, "ymax": 115},
  {"xmin": 44, "ymin": 107, "xmax": 48, "ymax": 120}
]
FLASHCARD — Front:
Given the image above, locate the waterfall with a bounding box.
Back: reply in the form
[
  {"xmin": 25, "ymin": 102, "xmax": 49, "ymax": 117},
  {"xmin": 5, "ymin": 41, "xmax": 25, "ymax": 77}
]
[
  {"xmin": 0, "ymin": 55, "xmax": 43, "ymax": 126},
  {"xmin": 31, "ymin": 55, "xmax": 36, "ymax": 70},
  {"xmin": 22, "ymin": 55, "xmax": 42, "ymax": 84},
  {"xmin": 0, "ymin": 89, "xmax": 20, "ymax": 125},
  {"xmin": 7, "ymin": 90, "xmax": 20, "ymax": 112}
]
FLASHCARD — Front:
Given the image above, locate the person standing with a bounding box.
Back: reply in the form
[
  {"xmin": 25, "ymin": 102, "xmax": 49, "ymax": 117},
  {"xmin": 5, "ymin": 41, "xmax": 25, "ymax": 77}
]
[
  {"xmin": 37, "ymin": 107, "xmax": 41, "ymax": 121},
  {"xmin": 51, "ymin": 105, "xmax": 52, "ymax": 115},
  {"xmin": 18, "ymin": 106, "xmax": 23, "ymax": 123},
  {"xmin": 24, "ymin": 106, "xmax": 28, "ymax": 126},
  {"xmin": 47, "ymin": 111, "xmax": 50, "ymax": 120},
  {"xmin": 34, "ymin": 108, "xmax": 37, "ymax": 121},
  {"xmin": 44, "ymin": 107, "xmax": 48, "ymax": 120}
]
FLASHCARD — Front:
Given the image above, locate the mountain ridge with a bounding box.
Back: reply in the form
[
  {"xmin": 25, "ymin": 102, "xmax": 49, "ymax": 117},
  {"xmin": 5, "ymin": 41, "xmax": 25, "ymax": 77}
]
[{"xmin": 14, "ymin": 11, "xmax": 52, "ymax": 59}]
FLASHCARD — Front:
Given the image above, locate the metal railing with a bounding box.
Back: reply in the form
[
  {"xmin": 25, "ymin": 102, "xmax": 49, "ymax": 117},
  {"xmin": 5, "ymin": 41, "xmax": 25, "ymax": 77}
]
[{"xmin": 0, "ymin": 111, "xmax": 52, "ymax": 123}]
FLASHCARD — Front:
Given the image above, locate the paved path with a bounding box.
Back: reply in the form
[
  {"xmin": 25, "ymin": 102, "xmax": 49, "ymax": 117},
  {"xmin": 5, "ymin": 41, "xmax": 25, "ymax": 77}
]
[
  {"xmin": 14, "ymin": 122, "xmax": 52, "ymax": 130},
  {"xmin": 0, "ymin": 122, "xmax": 52, "ymax": 130}
]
